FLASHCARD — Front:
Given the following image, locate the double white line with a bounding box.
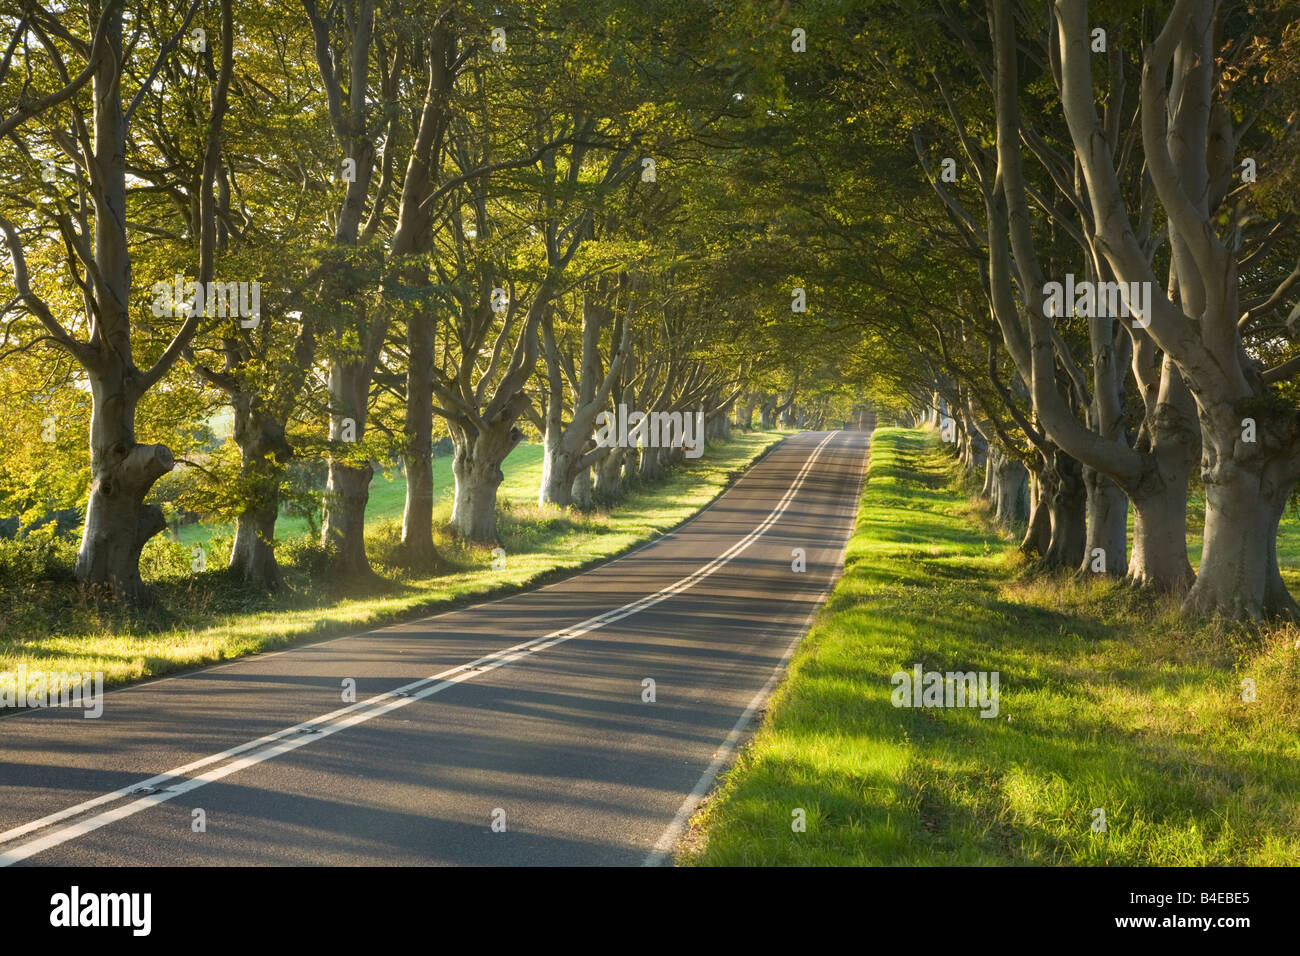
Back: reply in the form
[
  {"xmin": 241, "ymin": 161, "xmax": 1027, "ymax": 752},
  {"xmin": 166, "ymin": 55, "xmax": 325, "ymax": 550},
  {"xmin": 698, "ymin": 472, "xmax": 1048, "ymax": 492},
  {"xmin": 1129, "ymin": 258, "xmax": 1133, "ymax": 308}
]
[{"xmin": 0, "ymin": 431, "xmax": 837, "ymax": 866}]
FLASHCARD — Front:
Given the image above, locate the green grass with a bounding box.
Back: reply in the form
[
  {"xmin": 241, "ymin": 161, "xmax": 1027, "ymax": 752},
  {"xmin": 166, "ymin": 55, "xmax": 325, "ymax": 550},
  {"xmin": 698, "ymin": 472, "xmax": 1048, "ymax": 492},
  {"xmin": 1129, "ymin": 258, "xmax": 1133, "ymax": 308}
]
[
  {"xmin": 171, "ymin": 444, "xmax": 548, "ymax": 546},
  {"xmin": 1, "ymin": 430, "xmax": 790, "ymax": 693},
  {"xmin": 680, "ymin": 427, "xmax": 1300, "ymax": 866}
]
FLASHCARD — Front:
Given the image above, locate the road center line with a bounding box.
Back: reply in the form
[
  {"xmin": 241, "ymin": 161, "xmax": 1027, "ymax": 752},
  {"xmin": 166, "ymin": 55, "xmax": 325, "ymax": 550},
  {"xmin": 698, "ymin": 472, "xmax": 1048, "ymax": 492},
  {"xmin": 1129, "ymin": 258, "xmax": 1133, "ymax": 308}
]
[{"xmin": 0, "ymin": 431, "xmax": 837, "ymax": 867}]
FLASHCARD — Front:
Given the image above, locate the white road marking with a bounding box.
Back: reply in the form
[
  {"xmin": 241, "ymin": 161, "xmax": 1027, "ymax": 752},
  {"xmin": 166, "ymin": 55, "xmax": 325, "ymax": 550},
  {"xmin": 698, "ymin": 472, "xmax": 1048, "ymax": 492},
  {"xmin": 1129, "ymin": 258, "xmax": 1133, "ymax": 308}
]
[
  {"xmin": 643, "ymin": 429, "xmax": 871, "ymax": 866},
  {"xmin": 0, "ymin": 431, "xmax": 838, "ymax": 866}
]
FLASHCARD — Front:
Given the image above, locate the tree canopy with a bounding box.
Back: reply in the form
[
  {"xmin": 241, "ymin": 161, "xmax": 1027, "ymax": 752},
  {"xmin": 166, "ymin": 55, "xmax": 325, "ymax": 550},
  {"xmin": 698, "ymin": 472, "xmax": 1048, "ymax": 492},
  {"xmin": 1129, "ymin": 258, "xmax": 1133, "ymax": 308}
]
[{"xmin": 0, "ymin": 0, "xmax": 1296, "ymax": 625}]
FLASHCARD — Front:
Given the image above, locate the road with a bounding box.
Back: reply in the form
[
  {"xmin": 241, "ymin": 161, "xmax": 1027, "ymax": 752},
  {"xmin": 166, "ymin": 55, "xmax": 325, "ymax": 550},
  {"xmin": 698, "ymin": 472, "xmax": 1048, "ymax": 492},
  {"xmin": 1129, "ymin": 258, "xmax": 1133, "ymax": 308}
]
[{"xmin": 0, "ymin": 429, "xmax": 869, "ymax": 867}]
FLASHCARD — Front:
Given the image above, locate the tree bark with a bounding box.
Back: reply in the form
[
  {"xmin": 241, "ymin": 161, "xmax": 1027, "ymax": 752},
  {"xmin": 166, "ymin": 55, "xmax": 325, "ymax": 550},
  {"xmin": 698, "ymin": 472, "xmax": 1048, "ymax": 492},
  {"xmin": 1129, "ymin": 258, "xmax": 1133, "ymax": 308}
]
[
  {"xmin": 639, "ymin": 443, "xmax": 665, "ymax": 482},
  {"xmin": 69, "ymin": 2, "xmax": 229, "ymax": 601},
  {"xmin": 707, "ymin": 402, "xmax": 732, "ymax": 441},
  {"xmin": 1080, "ymin": 467, "xmax": 1128, "ymax": 578},
  {"xmin": 449, "ymin": 414, "xmax": 524, "ymax": 543},
  {"xmin": 1028, "ymin": 450, "xmax": 1086, "ymax": 569},
  {"xmin": 228, "ymin": 398, "xmax": 291, "ymax": 590},
  {"xmin": 76, "ymin": 375, "xmax": 173, "ymax": 603},
  {"xmin": 401, "ymin": 446, "xmax": 437, "ymax": 564},
  {"xmin": 1044, "ymin": 457, "xmax": 1087, "ymax": 570},
  {"xmin": 73, "ymin": 53, "xmax": 158, "ymax": 598},
  {"xmin": 966, "ymin": 422, "xmax": 988, "ymax": 475},
  {"xmin": 571, "ymin": 467, "xmax": 593, "ymax": 511},
  {"xmin": 1128, "ymin": 480, "xmax": 1194, "ymax": 591},
  {"xmin": 0, "ymin": 0, "xmax": 231, "ymax": 604},
  {"xmin": 230, "ymin": 491, "xmax": 281, "ymax": 591},
  {"xmin": 981, "ymin": 446, "xmax": 998, "ymax": 502},
  {"xmin": 400, "ymin": 305, "xmax": 439, "ymax": 567},
  {"xmin": 1184, "ymin": 425, "xmax": 1300, "ymax": 618},
  {"xmin": 994, "ymin": 456, "xmax": 1027, "ymax": 526},
  {"xmin": 322, "ymin": 460, "xmax": 373, "ymax": 576},
  {"xmin": 594, "ymin": 444, "xmax": 626, "ymax": 504},
  {"xmin": 1021, "ymin": 471, "xmax": 1051, "ymax": 558},
  {"xmin": 538, "ymin": 433, "xmax": 579, "ymax": 508},
  {"xmin": 1052, "ymin": 0, "xmax": 1300, "ymax": 615},
  {"xmin": 321, "ymin": 360, "xmax": 375, "ymax": 575}
]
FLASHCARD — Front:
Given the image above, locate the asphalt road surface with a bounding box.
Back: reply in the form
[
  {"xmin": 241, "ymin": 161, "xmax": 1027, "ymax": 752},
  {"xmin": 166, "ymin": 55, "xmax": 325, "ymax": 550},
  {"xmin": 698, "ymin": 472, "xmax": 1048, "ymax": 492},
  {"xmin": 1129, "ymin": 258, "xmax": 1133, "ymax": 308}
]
[{"xmin": 0, "ymin": 429, "xmax": 870, "ymax": 867}]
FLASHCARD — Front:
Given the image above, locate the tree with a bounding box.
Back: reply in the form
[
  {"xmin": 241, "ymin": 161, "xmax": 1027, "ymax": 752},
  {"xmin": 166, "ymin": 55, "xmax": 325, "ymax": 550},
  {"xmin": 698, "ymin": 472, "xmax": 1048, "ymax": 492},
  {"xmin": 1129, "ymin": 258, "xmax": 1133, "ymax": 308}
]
[
  {"xmin": 0, "ymin": 0, "xmax": 233, "ymax": 602},
  {"xmin": 1055, "ymin": 0, "xmax": 1300, "ymax": 616}
]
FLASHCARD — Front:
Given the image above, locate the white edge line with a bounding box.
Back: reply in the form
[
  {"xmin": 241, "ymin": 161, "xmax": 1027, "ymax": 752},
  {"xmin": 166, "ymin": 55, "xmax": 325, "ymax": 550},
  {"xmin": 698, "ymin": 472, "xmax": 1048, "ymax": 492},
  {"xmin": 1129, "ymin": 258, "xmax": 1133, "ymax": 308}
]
[{"xmin": 641, "ymin": 429, "xmax": 872, "ymax": 867}]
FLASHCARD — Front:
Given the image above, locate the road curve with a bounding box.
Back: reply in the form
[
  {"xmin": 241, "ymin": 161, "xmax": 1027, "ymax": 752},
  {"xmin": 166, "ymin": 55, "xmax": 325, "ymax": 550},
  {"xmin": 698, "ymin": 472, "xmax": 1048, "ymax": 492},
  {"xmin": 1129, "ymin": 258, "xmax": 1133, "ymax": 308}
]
[{"xmin": 0, "ymin": 429, "xmax": 869, "ymax": 867}]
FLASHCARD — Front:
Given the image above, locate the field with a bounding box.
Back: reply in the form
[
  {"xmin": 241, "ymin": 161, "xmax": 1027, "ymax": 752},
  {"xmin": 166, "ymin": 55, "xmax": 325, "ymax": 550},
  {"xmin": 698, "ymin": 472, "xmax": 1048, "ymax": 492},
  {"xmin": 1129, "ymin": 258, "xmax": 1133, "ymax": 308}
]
[{"xmin": 168, "ymin": 444, "xmax": 548, "ymax": 548}]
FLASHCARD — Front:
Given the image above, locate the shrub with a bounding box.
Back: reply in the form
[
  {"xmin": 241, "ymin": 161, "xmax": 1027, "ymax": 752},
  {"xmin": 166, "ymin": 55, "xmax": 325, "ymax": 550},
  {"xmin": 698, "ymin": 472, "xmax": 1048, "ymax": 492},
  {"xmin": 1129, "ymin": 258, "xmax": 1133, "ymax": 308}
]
[
  {"xmin": 278, "ymin": 533, "xmax": 337, "ymax": 578},
  {"xmin": 0, "ymin": 528, "xmax": 78, "ymax": 587}
]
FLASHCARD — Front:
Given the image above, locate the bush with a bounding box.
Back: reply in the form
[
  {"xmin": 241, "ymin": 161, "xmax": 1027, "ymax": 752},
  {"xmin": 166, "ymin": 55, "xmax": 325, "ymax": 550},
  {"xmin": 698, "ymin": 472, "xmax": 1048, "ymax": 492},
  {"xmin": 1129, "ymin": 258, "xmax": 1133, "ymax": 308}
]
[
  {"xmin": 278, "ymin": 533, "xmax": 337, "ymax": 577},
  {"xmin": 364, "ymin": 518, "xmax": 405, "ymax": 570},
  {"xmin": 0, "ymin": 529, "xmax": 78, "ymax": 587},
  {"xmin": 139, "ymin": 531, "xmax": 234, "ymax": 581},
  {"xmin": 139, "ymin": 535, "xmax": 197, "ymax": 580}
]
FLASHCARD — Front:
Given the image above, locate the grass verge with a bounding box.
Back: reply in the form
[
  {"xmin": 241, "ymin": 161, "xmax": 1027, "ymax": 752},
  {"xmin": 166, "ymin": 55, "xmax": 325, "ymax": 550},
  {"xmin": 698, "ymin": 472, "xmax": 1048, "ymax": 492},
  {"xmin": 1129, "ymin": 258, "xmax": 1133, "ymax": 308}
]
[
  {"xmin": 1, "ymin": 429, "xmax": 789, "ymax": 692},
  {"xmin": 679, "ymin": 426, "xmax": 1300, "ymax": 866}
]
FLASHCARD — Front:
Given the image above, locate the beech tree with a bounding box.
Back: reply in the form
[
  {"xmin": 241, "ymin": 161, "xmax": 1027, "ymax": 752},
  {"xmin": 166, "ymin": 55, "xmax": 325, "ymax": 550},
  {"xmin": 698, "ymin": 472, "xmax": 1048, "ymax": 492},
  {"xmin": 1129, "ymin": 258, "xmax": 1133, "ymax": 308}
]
[
  {"xmin": 0, "ymin": 0, "xmax": 233, "ymax": 602},
  {"xmin": 1053, "ymin": 0, "xmax": 1300, "ymax": 616},
  {"xmin": 1, "ymin": 0, "xmax": 1294, "ymax": 632},
  {"xmin": 176, "ymin": 0, "xmax": 333, "ymax": 589}
]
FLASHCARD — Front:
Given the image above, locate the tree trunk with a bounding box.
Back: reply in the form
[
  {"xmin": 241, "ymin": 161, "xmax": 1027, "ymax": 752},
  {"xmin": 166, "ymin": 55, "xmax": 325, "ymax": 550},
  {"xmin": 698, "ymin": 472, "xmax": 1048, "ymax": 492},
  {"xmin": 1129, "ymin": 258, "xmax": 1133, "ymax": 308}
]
[
  {"xmin": 707, "ymin": 407, "xmax": 731, "ymax": 441},
  {"xmin": 1128, "ymin": 480, "xmax": 1194, "ymax": 591},
  {"xmin": 1080, "ymin": 466, "xmax": 1128, "ymax": 578},
  {"xmin": 401, "ymin": 451, "xmax": 436, "ymax": 563},
  {"xmin": 639, "ymin": 443, "xmax": 665, "ymax": 482},
  {"xmin": 1043, "ymin": 453, "xmax": 1086, "ymax": 570},
  {"xmin": 321, "ymin": 363, "xmax": 375, "ymax": 577},
  {"xmin": 76, "ymin": 472, "xmax": 169, "ymax": 604},
  {"xmin": 450, "ymin": 417, "xmax": 523, "ymax": 543},
  {"xmin": 536, "ymin": 288, "xmax": 627, "ymax": 509},
  {"xmin": 594, "ymin": 445, "xmax": 626, "ymax": 504},
  {"xmin": 538, "ymin": 429, "xmax": 577, "ymax": 508},
  {"xmin": 452, "ymin": 455, "xmax": 506, "ymax": 542},
  {"xmin": 1184, "ymin": 440, "xmax": 1300, "ymax": 619},
  {"xmin": 1119, "ymin": 353, "xmax": 1199, "ymax": 591},
  {"xmin": 537, "ymin": 308, "xmax": 576, "ymax": 509},
  {"xmin": 75, "ymin": 372, "xmax": 173, "ymax": 603},
  {"xmin": 961, "ymin": 429, "xmax": 977, "ymax": 473},
  {"xmin": 994, "ymin": 456, "xmax": 1027, "ymax": 526},
  {"xmin": 966, "ymin": 425, "xmax": 988, "ymax": 475},
  {"xmin": 1049, "ymin": 0, "xmax": 1299, "ymax": 616},
  {"xmin": 228, "ymin": 401, "xmax": 291, "ymax": 590},
  {"xmin": 70, "ymin": 14, "xmax": 178, "ymax": 604},
  {"xmin": 1021, "ymin": 471, "xmax": 1051, "ymax": 558},
  {"xmin": 400, "ymin": 308, "xmax": 439, "ymax": 567},
  {"xmin": 1022, "ymin": 454, "xmax": 1085, "ymax": 568},
  {"xmin": 321, "ymin": 460, "xmax": 373, "ymax": 576},
  {"xmin": 230, "ymin": 493, "xmax": 281, "ymax": 591},
  {"xmin": 571, "ymin": 467, "xmax": 593, "ymax": 511}
]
